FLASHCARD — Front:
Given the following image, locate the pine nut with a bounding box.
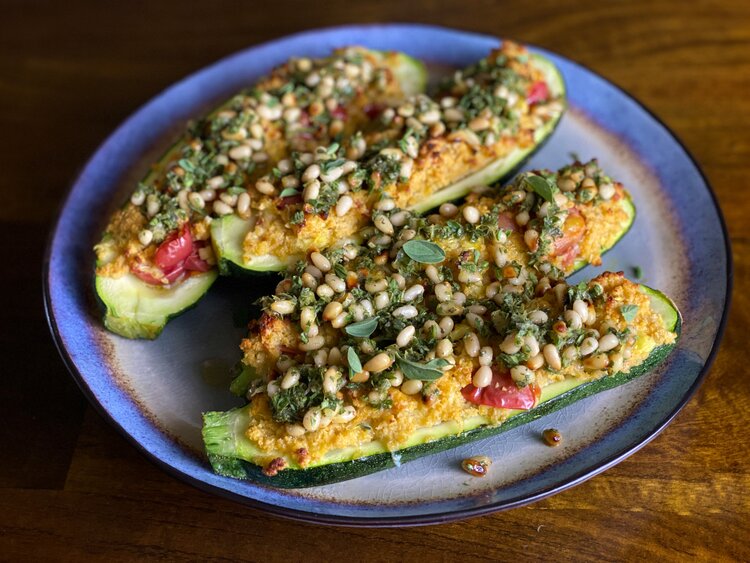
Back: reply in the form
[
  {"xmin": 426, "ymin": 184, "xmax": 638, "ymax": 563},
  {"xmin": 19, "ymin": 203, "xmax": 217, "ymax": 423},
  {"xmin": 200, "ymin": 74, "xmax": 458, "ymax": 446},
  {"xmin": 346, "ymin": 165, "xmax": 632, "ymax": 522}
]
[
  {"xmin": 322, "ymin": 302, "xmax": 343, "ymax": 322},
  {"xmin": 527, "ymin": 353, "xmax": 545, "ymax": 370},
  {"xmin": 229, "ymin": 145, "xmax": 251, "ymax": 160},
  {"xmin": 393, "ymin": 305, "xmax": 418, "ymax": 319},
  {"xmin": 138, "ymin": 229, "xmax": 153, "ymax": 246},
  {"xmin": 473, "ymin": 366, "xmax": 493, "ymax": 388},
  {"xmin": 213, "ymin": 201, "xmax": 233, "ymax": 216},
  {"xmin": 363, "ymin": 353, "xmax": 392, "ymax": 374},
  {"xmin": 331, "ymin": 312, "xmax": 349, "ymax": 329},
  {"xmin": 515, "ymin": 210, "xmax": 530, "ymax": 226},
  {"xmin": 439, "ymin": 203, "xmax": 459, "ymax": 218},
  {"xmin": 390, "ymin": 210, "xmax": 409, "ymax": 227},
  {"xmin": 436, "ymin": 301, "xmax": 463, "ymax": 316},
  {"xmin": 436, "ymin": 339, "xmax": 453, "ymax": 358},
  {"xmin": 478, "ymin": 346, "xmax": 494, "ymax": 366},
  {"xmin": 573, "ymin": 299, "xmax": 589, "ymax": 324},
  {"xmin": 599, "ymin": 183, "xmax": 616, "ymax": 200},
  {"xmin": 580, "ymin": 336, "xmax": 599, "ymax": 356},
  {"xmin": 543, "ymin": 344, "xmax": 562, "ymax": 370},
  {"xmin": 286, "ymin": 423, "xmax": 306, "ymax": 437},
  {"xmin": 237, "ymin": 192, "xmax": 251, "ymax": 215},
  {"xmin": 312, "ymin": 347, "xmax": 327, "ymax": 366},
  {"xmin": 310, "ymin": 252, "xmax": 331, "ymax": 272},
  {"xmin": 437, "ymin": 316, "xmax": 453, "ymax": 338},
  {"xmin": 303, "ymin": 408, "xmax": 322, "ymax": 432},
  {"xmin": 397, "ymin": 326, "xmax": 416, "ymax": 348},
  {"xmin": 374, "ymin": 198, "xmax": 395, "ymax": 211},
  {"xmin": 425, "ymin": 265, "xmax": 441, "ymax": 284},
  {"xmin": 130, "ymin": 191, "xmax": 146, "ymax": 206},
  {"xmin": 403, "ymin": 284, "xmax": 424, "ymax": 302},
  {"xmin": 333, "ymin": 194, "xmax": 353, "ymax": 217},
  {"xmin": 462, "ymin": 205, "xmax": 480, "ymax": 224},
  {"xmin": 325, "ymin": 274, "xmax": 346, "ymax": 294},
  {"xmin": 365, "ymin": 278, "xmax": 388, "ymax": 293},
  {"xmin": 374, "ymin": 214, "xmax": 394, "ymax": 235},
  {"xmin": 299, "ymin": 335, "xmax": 325, "ymax": 351},
  {"xmin": 464, "ymin": 333, "xmax": 480, "ymax": 357},
  {"xmin": 334, "ymin": 405, "xmax": 357, "ymax": 424},
  {"xmin": 266, "ymin": 380, "xmax": 280, "ymax": 398},
  {"xmin": 271, "ymin": 299, "xmax": 295, "ymax": 315},
  {"xmin": 255, "ymin": 180, "xmax": 276, "ymax": 195},
  {"xmin": 316, "ymin": 284, "xmax": 334, "ymax": 299},
  {"xmin": 524, "ymin": 229, "xmax": 539, "ymax": 249},
  {"xmin": 435, "ymin": 282, "xmax": 453, "ymax": 302},
  {"xmin": 524, "ymin": 334, "xmax": 540, "ymax": 357},
  {"xmin": 529, "ymin": 310, "xmax": 548, "ymax": 324},
  {"xmin": 303, "ymin": 179, "xmax": 320, "ymax": 201},
  {"xmin": 584, "ymin": 353, "xmax": 610, "ymax": 370},
  {"xmin": 401, "ymin": 379, "xmax": 423, "ymax": 395},
  {"xmin": 499, "ymin": 333, "xmax": 521, "ymax": 354},
  {"xmin": 598, "ymin": 333, "xmax": 620, "ymax": 352},
  {"xmin": 511, "ymin": 365, "xmax": 535, "ymax": 385},
  {"xmin": 281, "ymin": 368, "xmax": 300, "ymax": 389},
  {"xmin": 375, "ymin": 291, "xmax": 390, "ymax": 310},
  {"xmin": 564, "ymin": 309, "xmax": 583, "ymax": 330}
]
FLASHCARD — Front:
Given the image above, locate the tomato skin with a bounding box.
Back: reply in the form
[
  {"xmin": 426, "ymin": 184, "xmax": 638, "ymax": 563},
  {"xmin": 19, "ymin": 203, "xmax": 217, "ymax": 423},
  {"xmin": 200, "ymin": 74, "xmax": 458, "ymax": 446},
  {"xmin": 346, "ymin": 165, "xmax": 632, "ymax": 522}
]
[
  {"xmin": 130, "ymin": 225, "xmax": 211, "ymax": 285},
  {"xmin": 183, "ymin": 242, "xmax": 212, "ymax": 272},
  {"xmin": 498, "ymin": 211, "xmax": 519, "ymax": 232},
  {"xmin": 461, "ymin": 369, "xmax": 540, "ymax": 410},
  {"xmin": 552, "ymin": 208, "xmax": 586, "ymax": 268},
  {"xmin": 527, "ymin": 80, "xmax": 550, "ymax": 105},
  {"xmin": 154, "ymin": 224, "xmax": 193, "ymax": 270}
]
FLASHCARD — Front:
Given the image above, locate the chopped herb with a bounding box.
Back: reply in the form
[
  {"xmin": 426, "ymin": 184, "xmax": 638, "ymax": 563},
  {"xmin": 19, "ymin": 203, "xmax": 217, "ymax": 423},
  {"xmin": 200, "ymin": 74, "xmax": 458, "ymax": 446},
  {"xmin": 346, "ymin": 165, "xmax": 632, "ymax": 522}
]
[
  {"xmin": 397, "ymin": 356, "xmax": 450, "ymax": 381},
  {"xmin": 620, "ymin": 304, "xmax": 639, "ymax": 323},
  {"xmin": 525, "ymin": 174, "xmax": 557, "ymax": 203},
  {"xmin": 279, "ymin": 188, "xmax": 300, "ymax": 198},
  {"xmin": 347, "ymin": 347, "xmax": 363, "ymax": 378},
  {"xmin": 402, "ymin": 240, "xmax": 446, "ymax": 264},
  {"xmin": 345, "ymin": 317, "xmax": 379, "ymax": 338},
  {"xmin": 633, "ymin": 265, "xmax": 643, "ymax": 279}
]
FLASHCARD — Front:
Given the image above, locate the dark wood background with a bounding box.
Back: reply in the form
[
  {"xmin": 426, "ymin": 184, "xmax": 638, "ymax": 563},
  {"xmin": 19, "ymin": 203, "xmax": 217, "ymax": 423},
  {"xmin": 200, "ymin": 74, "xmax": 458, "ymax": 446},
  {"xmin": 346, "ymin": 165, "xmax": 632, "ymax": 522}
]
[{"xmin": 2, "ymin": 1, "xmax": 747, "ymax": 560}]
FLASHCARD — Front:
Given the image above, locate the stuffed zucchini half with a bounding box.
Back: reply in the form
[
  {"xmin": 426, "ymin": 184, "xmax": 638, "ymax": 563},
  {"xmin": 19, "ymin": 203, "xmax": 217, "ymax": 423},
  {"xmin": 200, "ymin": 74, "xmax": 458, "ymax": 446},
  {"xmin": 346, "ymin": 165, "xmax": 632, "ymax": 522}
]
[
  {"xmin": 212, "ymin": 41, "xmax": 566, "ymax": 275},
  {"xmin": 94, "ymin": 47, "xmax": 428, "ymax": 339},
  {"xmin": 202, "ymin": 163, "xmax": 661, "ymax": 487}
]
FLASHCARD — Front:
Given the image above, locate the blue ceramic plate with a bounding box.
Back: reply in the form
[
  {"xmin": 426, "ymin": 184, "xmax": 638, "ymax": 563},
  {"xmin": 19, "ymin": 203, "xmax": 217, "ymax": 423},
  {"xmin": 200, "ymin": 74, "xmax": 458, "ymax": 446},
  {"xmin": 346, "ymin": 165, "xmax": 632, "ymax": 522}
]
[{"xmin": 45, "ymin": 24, "xmax": 730, "ymax": 526}]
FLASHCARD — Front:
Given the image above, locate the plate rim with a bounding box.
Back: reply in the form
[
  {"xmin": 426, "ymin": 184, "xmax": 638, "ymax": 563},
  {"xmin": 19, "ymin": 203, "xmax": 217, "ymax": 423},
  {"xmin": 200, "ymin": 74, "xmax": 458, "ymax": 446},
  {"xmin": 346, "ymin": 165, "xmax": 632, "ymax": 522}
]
[{"xmin": 43, "ymin": 23, "xmax": 732, "ymax": 527}]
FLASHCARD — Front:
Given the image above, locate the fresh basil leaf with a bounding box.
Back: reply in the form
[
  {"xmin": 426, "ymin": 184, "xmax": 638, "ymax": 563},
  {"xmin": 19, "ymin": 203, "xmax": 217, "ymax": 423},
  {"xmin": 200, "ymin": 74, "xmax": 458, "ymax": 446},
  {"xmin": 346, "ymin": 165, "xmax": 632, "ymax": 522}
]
[
  {"xmin": 347, "ymin": 347, "xmax": 363, "ymax": 377},
  {"xmin": 397, "ymin": 356, "xmax": 450, "ymax": 381},
  {"xmin": 525, "ymin": 174, "xmax": 557, "ymax": 203},
  {"xmin": 345, "ymin": 317, "xmax": 378, "ymax": 338},
  {"xmin": 402, "ymin": 240, "xmax": 446, "ymax": 264},
  {"xmin": 279, "ymin": 188, "xmax": 300, "ymax": 198},
  {"xmin": 620, "ymin": 304, "xmax": 639, "ymax": 323}
]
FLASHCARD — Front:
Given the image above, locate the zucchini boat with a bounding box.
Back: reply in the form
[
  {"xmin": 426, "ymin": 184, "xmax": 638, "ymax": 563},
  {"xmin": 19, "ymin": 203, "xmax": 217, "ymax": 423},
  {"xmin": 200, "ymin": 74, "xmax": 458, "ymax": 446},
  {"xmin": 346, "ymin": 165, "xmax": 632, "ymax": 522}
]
[
  {"xmin": 212, "ymin": 41, "xmax": 566, "ymax": 274},
  {"xmin": 202, "ymin": 163, "xmax": 665, "ymax": 487},
  {"xmin": 94, "ymin": 47, "xmax": 428, "ymax": 339}
]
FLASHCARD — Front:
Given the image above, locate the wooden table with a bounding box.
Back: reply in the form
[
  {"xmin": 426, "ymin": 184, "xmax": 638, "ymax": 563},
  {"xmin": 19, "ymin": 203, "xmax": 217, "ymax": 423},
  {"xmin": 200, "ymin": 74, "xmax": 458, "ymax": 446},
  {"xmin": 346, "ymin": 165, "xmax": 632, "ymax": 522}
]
[{"xmin": 2, "ymin": 1, "xmax": 747, "ymax": 560}]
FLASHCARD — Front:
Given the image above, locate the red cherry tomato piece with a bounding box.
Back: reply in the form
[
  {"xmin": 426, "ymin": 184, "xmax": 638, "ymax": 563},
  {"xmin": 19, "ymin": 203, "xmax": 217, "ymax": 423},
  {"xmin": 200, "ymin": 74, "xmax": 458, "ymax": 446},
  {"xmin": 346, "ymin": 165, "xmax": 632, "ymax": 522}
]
[
  {"xmin": 183, "ymin": 242, "xmax": 212, "ymax": 273},
  {"xmin": 461, "ymin": 369, "xmax": 540, "ymax": 410},
  {"xmin": 552, "ymin": 208, "xmax": 586, "ymax": 268},
  {"xmin": 331, "ymin": 104, "xmax": 348, "ymax": 120},
  {"xmin": 155, "ymin": 224, "xmax": 193, "ymax": 270},
  {"xmin": 498, "ymin": 211, "xmax": 520, "ymax": 232},
  {"xmin": 130, "ymin": 262, "xmax": 166, "ymax": 285},
  {"xmin": 527, "ymin": 81, "xmax": 550, "ymax": 105}
]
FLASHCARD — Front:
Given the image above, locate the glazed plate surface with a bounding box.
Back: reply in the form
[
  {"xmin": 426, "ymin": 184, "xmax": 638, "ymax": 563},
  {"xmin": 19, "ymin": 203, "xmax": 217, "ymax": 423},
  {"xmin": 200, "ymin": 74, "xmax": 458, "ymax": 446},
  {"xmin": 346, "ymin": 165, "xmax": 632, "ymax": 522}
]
[{"xmin": 45, "ymin": 24, "xmax": 730, "ymax": 525}]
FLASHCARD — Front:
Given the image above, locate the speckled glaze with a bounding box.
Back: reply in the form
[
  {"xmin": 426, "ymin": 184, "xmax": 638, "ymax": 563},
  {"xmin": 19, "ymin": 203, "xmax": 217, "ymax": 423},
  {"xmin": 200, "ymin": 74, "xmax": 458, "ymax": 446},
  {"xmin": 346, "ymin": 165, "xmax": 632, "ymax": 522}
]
[{"xmin": 44, "ymin": 24, "xmax": 731, "ymax": 526}]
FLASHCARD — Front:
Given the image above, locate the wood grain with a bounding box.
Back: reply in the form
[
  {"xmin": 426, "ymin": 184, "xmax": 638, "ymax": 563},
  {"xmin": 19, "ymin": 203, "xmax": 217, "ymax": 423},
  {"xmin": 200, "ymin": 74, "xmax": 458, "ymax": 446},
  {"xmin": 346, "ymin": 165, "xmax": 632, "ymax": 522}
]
[{"xmin": 2, "ymin": 0, "xmax": 748, "ymax": 560}]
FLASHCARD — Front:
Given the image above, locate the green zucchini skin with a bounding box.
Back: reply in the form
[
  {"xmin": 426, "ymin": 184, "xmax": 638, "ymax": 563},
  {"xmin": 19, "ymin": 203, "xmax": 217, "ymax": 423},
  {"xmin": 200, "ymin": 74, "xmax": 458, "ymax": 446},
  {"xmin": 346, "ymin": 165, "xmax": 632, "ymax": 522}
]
[
  {"xmin": 95, "ymin": 51, "xmax": 427, "ymax": 338},
  {"xmin": 203, "ymin": 287, "xmax": 680, "ymax": 488},
  {"xmin": 212, "ymin": 53, "xmax": 567, "ymax": 274}
]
